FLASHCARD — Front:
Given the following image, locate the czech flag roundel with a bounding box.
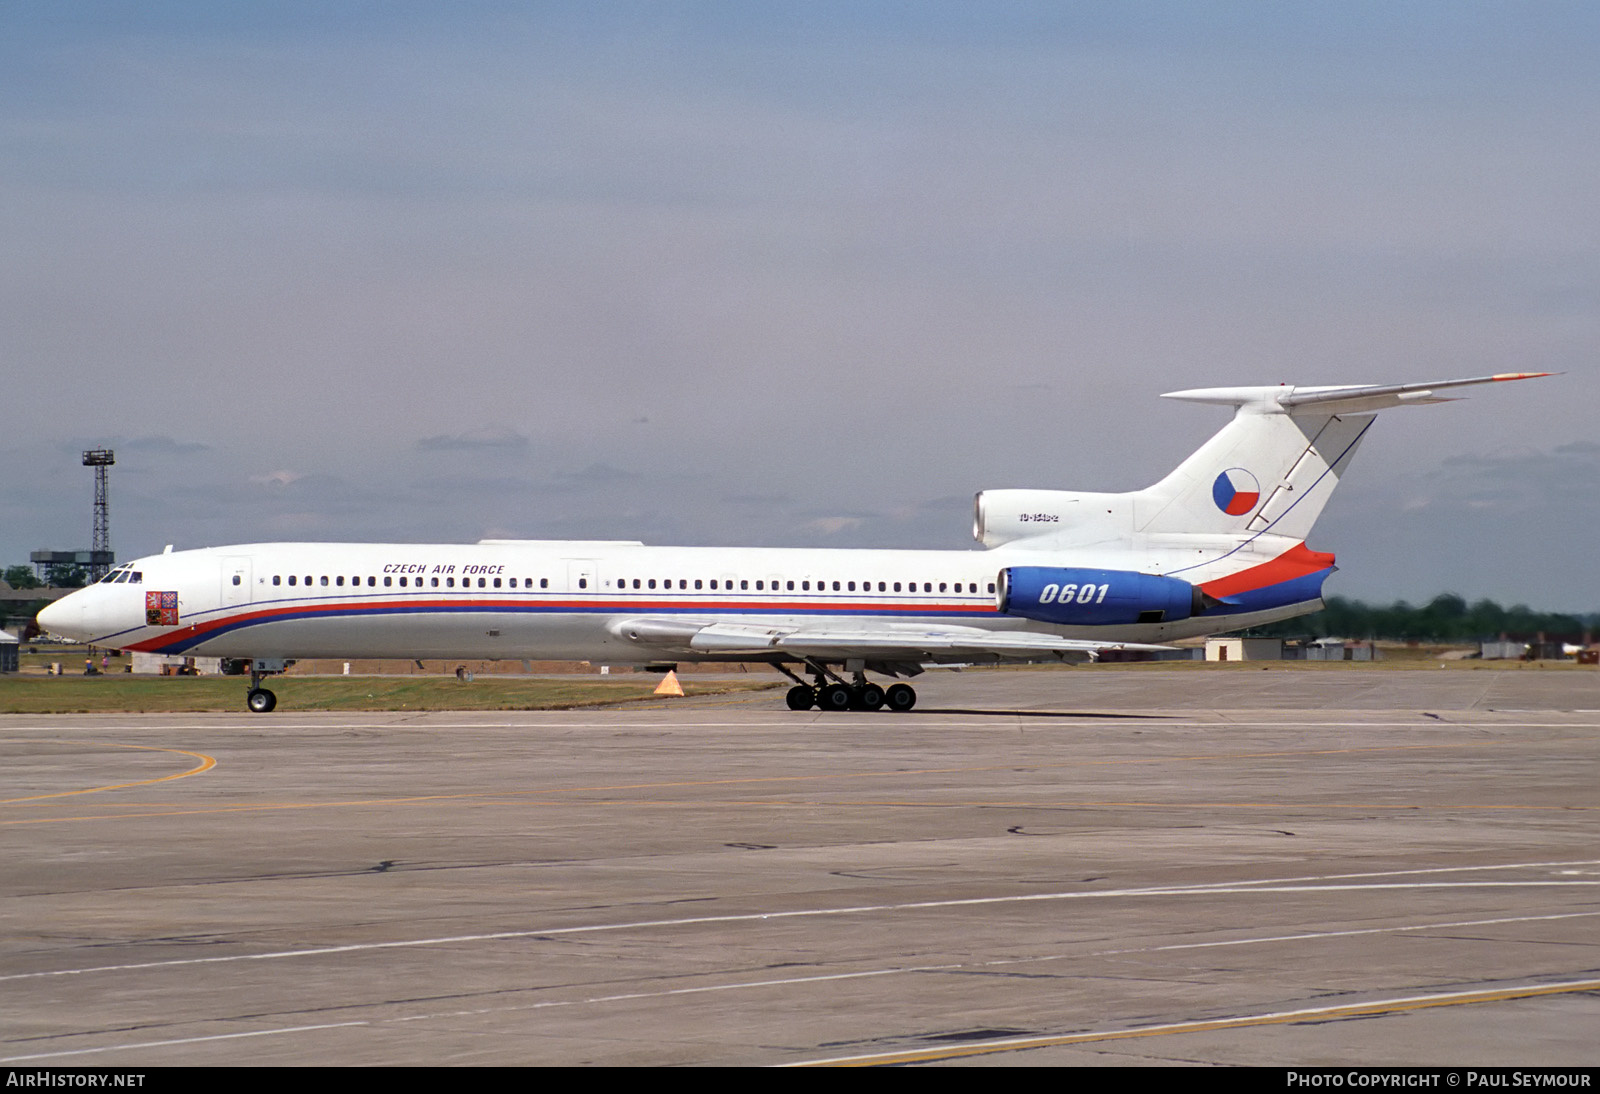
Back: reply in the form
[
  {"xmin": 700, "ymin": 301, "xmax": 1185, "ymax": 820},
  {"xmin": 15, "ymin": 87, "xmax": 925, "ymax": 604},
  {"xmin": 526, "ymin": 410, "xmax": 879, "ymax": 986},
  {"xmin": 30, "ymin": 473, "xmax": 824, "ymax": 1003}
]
[{"xmin": 1212, "ymin": 468, "xmax": 1261, "ymax": 516}]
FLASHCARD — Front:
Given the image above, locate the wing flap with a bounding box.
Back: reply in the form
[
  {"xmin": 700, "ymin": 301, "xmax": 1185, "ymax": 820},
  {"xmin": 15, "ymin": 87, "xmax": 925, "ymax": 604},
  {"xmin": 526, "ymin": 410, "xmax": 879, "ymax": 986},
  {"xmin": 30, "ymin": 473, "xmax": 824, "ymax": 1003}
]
[{"xmin": 611, "ymin": 616, "xmax": 1171, "ymax": 663}]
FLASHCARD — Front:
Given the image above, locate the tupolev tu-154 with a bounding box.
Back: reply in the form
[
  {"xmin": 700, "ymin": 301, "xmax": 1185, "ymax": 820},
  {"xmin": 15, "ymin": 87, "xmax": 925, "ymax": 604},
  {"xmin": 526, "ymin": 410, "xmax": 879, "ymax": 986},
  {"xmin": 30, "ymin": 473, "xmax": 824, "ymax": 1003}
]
[{"xmin": 38, "ymin": 373, "xmax": 1548, "ymax": 713}]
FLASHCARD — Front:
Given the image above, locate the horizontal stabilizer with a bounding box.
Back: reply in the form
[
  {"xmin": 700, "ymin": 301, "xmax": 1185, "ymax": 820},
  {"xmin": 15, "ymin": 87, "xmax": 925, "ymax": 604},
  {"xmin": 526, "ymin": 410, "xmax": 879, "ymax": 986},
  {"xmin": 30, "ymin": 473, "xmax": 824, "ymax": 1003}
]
[{"xmin": 1162, "ymin": 372, "xmax": 1551, "ymax": 416}]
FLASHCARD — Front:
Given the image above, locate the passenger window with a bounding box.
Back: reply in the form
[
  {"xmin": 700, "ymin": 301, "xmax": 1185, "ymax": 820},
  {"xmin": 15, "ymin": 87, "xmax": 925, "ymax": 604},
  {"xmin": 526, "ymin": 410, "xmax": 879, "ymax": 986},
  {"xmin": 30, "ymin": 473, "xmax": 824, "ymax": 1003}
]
[
  {"xmin": 924, "ymin": 582, "xmax": 932, "ymax": 593},
  {"xmin": 802, "ymin": 581, "xmax": 810, "ymax": 591},
  {"xmin": 321, "ymin": 576, "xmax": 329, "ymax": 586},
  {"xmin": 384, "ymin": 577, "xmax": 392, "ymax": 587},
  {"xmin": 494, "ymin": 578, "xmax": 502, "ymax": 588},
  {"xmin": 833, "ymin": 581, "xmax": 840, "ymax": 591},
  {"xmin": 481, "ymin": 578, "xmax": 489, "ymax": 588},
  {"xmin": 939, "ymin": 583, "xmax": 947, "ymax": 593},
  {"xmin": 786, "ymin": 580, "xmax": 794, "ymax": 591},
  {"xmin": 273, "ymin": 576, "xmax": 281, "ymax": 586},
  {"xmin": 288, "ymin": 575, "xmax": 297, "ymax": 586},
  {"xmin": 847, "ymin": 581, "xmax": 855, "ymax": 591},
  {"xmin": 987, "ymin": 582, "xmax": 996, "ymax": 594},
  {"xmin": 541, "ymin": 578, "xmax": 548, "ymax": 589},
  {"xmin": 648, "ymin": 579, "xmax": 656, "ymax": 589},
  {"xmin": 709, "ymin": 580, "xmax": 717, "ymax": 590},
  {"xmin": 741, "ymin": 580, "xmax": 749, "ymax": 590},
  {"xmin": 694, "ymin": 579, "xmax": 702, "ymax": 590}
]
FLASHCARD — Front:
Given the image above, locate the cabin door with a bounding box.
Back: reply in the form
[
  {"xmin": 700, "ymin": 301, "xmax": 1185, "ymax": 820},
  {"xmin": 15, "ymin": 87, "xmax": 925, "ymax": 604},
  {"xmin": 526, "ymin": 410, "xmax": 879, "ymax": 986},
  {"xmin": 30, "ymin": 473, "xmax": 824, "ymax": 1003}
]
[
  {"xmin": 222, "ymin": 557, "xmax": 252, "ymax": 607},
  {"xmin": 565, "ymin": 560, "xmax": 595, "ymax": 594}
]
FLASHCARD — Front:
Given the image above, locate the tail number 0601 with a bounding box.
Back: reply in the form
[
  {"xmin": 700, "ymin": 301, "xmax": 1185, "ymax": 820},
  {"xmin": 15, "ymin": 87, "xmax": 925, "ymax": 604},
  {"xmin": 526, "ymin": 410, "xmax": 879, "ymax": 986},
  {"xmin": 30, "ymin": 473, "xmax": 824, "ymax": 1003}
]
[{"xmin": 1038, "ymin": 583, "xmax": 1110, "ymax": 605}]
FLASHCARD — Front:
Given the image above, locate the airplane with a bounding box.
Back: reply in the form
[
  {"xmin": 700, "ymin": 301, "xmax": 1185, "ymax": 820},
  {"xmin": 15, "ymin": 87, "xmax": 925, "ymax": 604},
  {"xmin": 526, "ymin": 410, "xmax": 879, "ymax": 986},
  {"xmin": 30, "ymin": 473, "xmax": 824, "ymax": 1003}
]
[{"xmin": 37, "ymin": 373, "xmax": 1548, "ymax": 713}]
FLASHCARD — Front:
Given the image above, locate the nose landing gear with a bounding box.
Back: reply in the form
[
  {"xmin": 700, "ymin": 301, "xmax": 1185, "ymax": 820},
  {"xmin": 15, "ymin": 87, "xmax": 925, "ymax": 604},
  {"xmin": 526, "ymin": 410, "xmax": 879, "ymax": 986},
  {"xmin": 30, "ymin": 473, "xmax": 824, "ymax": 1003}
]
[{"xmin": 235, "ymin": 658, "xmax": 289, "ymax": 713}]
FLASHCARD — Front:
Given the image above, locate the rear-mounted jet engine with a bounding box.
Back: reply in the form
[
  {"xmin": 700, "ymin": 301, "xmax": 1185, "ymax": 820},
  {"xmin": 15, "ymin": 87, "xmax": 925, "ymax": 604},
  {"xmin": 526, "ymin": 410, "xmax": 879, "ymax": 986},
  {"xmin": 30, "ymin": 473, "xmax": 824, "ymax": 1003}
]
[{"xmin": 998, "ymin": 566, "xmax": 1215, "ymax": 626}]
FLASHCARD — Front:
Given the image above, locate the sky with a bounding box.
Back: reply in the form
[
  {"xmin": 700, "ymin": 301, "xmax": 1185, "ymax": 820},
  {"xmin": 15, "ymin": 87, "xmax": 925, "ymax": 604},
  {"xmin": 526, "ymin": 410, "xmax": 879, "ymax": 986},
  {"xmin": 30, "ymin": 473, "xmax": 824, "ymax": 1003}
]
[{"xmin": 3, "ymin": 2, "xmax": 1595, "ymax": 611}]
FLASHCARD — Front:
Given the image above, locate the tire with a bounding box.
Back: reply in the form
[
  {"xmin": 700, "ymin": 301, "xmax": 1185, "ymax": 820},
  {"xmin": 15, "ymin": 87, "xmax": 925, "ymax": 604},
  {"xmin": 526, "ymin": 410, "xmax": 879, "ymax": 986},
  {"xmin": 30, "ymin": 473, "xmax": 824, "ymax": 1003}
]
[
  {"xmin": 818, "ymin": 683, "xmax": 854, "ymax": 711},
  {"xmin": 856, "ymin": 683, "xmax": 886, "ymax": 711},
  {"xmin": 785, "ymin": 685, "xmax": 816, "ymax": 711},
  {"xmin": 247, "ymin": 688, "xmax": 277, "ymax": 714},
  {"xmin": 884, "ymin": 683, "xmax": 916, "ymax": 712}
]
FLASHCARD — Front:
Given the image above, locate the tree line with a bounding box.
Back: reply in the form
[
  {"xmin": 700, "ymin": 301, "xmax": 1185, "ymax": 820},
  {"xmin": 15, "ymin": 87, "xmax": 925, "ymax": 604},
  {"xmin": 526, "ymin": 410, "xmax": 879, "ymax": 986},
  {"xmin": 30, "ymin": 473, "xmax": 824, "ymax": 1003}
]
[{"xmin": 1236, "ymin": 594, "xmax": 1594, "ymax": 643}]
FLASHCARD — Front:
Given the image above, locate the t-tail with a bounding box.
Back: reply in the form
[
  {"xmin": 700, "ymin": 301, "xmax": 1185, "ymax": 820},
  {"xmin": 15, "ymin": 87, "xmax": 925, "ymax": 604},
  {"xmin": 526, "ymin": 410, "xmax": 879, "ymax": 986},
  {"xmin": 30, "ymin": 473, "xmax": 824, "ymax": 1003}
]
[{"xmin": 980, "ymin": 373, "xmax": 1550, "ymax": 630}]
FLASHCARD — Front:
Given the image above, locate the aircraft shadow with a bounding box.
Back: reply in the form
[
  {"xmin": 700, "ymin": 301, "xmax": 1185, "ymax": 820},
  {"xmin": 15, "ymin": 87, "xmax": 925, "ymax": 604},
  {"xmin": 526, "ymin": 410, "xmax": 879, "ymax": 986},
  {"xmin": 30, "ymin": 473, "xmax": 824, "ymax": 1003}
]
[{"xmin": 911, "ymin": 707, "xmax": 1171, "ymax": 720}]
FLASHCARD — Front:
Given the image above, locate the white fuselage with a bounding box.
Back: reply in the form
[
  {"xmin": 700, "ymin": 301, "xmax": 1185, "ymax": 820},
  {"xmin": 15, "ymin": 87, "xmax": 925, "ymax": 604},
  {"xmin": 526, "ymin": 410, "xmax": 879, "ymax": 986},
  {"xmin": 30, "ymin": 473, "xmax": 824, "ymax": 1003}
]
[{"xmin": 45, "ymin": 538, "xmax": 1313, "ymax": 664}]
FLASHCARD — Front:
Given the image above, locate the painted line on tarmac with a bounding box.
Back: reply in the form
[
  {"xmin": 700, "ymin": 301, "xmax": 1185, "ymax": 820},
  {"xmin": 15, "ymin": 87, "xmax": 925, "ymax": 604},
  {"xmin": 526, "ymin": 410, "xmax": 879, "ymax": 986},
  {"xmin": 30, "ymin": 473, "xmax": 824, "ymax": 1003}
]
[
  {"xmin": 5, "ymin": 860, "xmax": 1596, "ymax": 984},
  {"xmin": 0, "ymin": 1022, "xmax": 369, "ymax": 1063},
  {"xmin": 5, "ymin": 734, "xmax": 1590, "ymax": 826},
  {"xmin": 783, "ymin": 977, "xmax": 1600, "ymax": 1066},
  {"xmin": 0, "ymin": 741, "xmax": 216, "ymax": 804},
  {"xmin": 2, "ymin": 717, "xmax": 1596, "ymax": 733},
  {"xmin": 8, "ymin": 910, "xmax": 1596, "ymax": 1064}
]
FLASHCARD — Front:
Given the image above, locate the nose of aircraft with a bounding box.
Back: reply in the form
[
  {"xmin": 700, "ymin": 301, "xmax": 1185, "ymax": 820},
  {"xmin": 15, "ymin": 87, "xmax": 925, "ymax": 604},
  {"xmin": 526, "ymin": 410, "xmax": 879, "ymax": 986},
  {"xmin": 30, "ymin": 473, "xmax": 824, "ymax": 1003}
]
[{"xmin": 36, "ymin": 590, "xmax": 88, "ymax": 641}]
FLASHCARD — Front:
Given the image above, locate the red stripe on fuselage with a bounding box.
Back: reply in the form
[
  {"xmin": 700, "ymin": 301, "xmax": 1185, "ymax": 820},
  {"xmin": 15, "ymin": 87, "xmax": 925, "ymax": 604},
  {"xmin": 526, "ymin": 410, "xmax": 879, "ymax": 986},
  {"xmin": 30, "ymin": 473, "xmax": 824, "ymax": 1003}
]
[{"xmin": 1199, "ymin": 543, "xmax": 1336, "ymax": 599}]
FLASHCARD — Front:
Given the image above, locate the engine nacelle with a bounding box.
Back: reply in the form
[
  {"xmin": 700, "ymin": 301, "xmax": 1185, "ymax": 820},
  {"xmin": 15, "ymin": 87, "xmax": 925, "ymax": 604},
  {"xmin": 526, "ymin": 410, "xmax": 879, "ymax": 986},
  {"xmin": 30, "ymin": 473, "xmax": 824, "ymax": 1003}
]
[
  {"xmin": 973, "ymin": 489, "xmax": 1132, "ymax": 548},
  {"xmin": 998, "ymin": 566, "xmax": 1201, "ymax": 626}
]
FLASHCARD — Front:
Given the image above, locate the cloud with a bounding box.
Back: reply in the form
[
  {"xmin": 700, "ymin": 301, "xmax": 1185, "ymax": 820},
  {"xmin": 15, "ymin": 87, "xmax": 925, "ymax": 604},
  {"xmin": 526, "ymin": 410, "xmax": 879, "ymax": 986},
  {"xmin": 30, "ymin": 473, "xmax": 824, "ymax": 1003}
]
[
  {"xmin": 249, "ymin": 469, "xmax": 304, "ymax": 488},
  {"xmin": 416, "ymin": 428, "xmax": 531, "ymax": 451},
  {"xmin": 805, "ymin": 516, "xmax": 865, "ymax": 536},
  {"xmin": 553, "ymin": 463, "xmax": 641, "ymax": 485}
]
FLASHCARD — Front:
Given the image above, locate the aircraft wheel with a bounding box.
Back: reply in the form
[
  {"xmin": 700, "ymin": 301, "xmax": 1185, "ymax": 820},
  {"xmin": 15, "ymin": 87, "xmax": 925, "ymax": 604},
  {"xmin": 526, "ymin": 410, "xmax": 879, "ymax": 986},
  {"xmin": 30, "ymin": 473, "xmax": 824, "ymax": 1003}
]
[
  {"xmin": 884, "ymin": 683, "xmax": 916, "ymax": 712},
  {"xmin": 856, "ymin": 683, "xmax": 886, "ymax": 711},
  {"xmin": 246, "ymin": 688, "xmax": 277, "ymax": 714},
  {"xmin": 818, "ymin": 683, "xmax": 854, "ymax": 712},
  {"xmin": 785, "ymin": 685, "xmax": 816, "ymax": 711}
]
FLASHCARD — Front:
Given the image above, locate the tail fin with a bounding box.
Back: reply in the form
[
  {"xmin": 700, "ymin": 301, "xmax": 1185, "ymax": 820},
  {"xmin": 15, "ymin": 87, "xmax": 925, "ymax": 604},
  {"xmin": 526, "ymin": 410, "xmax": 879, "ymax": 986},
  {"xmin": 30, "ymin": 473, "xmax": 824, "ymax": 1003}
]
[
  {"xmin": 1130, "ymin": 392, "xmax": 1375, "ymax": 542},
  {"xmin": 1140, "ymin": 373, "xmax": 1550, "ymax": 542},
  {"xmin": 974, "ymin": 373, "xmax": 1549, "ymax": 551}
]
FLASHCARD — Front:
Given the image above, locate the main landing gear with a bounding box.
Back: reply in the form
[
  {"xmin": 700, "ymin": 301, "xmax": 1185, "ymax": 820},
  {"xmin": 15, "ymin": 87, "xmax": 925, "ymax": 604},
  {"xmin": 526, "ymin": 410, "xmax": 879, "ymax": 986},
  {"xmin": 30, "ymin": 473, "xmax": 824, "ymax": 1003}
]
[{"xmin": 780, "ymin": 664, "xmax": 916, "ymax": 713}]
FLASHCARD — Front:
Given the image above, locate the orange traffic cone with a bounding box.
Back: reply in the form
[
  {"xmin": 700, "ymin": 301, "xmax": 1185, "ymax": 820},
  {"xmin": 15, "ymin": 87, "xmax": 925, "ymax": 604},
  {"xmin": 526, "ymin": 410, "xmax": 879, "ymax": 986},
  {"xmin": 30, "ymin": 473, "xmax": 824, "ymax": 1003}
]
[{"xmin": 653, "ymin": 670, "xmax": 684, "ymax": 697}]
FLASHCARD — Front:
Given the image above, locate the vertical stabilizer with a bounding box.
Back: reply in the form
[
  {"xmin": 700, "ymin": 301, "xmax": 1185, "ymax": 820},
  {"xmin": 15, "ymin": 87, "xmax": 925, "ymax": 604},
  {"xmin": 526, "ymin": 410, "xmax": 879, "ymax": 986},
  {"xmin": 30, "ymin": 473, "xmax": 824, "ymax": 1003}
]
[{"xmin": 1132, "ymin": 404, "xmax": 1374, "ymax": 542}]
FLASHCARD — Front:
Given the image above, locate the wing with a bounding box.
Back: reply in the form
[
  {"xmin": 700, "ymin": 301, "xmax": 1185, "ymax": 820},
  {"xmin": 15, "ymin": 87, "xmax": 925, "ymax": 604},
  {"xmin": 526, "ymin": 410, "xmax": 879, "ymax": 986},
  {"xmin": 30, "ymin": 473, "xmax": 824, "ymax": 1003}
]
[{"xmin": 609, "ymin": 617, "xmax": 1171, "ymax": 671}]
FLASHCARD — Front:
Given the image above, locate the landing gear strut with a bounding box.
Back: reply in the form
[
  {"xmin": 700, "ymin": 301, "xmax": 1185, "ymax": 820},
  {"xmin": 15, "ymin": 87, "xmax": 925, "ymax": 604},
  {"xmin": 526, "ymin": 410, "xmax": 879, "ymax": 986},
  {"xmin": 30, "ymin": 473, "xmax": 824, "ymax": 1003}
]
[{"xmin": 243, "ymin": 658, "xmax": 289, "ymax": 713}]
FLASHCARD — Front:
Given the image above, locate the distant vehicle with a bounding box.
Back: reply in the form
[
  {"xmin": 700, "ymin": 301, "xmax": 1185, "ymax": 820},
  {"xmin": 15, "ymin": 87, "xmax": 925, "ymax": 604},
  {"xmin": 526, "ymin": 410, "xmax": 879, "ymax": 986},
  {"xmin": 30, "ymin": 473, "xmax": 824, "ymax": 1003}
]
[{"xmin": 38, "ymin": 374, "xmax": 1547, "ymax": 713}]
